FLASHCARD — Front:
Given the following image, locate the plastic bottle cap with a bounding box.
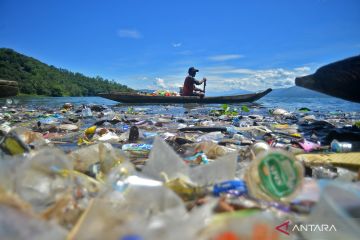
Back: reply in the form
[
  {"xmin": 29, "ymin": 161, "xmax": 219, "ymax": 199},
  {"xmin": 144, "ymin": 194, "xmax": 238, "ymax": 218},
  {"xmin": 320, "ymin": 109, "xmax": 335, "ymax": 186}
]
[{"xmin": 120, "ymin": 235, "xmax": 143, "ymax": 240}]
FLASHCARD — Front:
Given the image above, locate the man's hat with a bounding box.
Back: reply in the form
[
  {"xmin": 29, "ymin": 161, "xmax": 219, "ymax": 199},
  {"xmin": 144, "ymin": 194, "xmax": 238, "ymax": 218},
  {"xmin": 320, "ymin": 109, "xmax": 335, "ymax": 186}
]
[{"xmin": 188, "ymin": 67, "xmax": 199, "ymax": 74}]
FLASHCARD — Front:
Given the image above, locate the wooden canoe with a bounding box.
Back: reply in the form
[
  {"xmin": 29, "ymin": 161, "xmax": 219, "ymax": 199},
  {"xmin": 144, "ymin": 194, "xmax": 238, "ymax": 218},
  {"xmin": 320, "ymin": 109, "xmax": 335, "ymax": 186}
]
[
  {"xmin": 98, "ymin": 88, "xmax": 272, "ymax": 104},
  {"xmin": 0, "ymin": 79, "xmax": 19, "ymax": 98}
]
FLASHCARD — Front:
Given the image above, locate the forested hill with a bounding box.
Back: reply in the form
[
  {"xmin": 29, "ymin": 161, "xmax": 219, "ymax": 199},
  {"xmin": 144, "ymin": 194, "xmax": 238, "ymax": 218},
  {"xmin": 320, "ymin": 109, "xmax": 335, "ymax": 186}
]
[{"xmin": 0, "ymin": 48, "xmax": 133, "ymax": 96}]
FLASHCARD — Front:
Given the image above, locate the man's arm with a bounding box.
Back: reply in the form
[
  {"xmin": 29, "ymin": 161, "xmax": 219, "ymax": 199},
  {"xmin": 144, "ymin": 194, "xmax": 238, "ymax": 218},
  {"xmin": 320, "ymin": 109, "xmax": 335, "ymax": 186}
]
[
  {"xmin": 194, "ymin": 87, "xmax": 204, "ymax": 92},
  {"xmin": 193, "ymin": 77, "xmax": 206, "ymax": 85}
]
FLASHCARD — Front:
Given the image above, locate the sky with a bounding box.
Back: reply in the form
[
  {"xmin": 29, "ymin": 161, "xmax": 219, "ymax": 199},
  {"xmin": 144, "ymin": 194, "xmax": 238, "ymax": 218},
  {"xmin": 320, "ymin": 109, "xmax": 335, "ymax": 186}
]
[{"xmin": 0, "ymin": 0, "xmax": 359, "ymax": 93}]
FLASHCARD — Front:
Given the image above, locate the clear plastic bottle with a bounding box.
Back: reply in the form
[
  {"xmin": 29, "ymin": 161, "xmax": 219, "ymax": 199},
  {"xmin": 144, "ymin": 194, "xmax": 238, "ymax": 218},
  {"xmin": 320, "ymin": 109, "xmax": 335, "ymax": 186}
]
[
  {"xmin": 81, "ymin": 107, "xmax": 93, "ymax": 117},
  {"xmin": 330, "ymin": 139, "xmax": 352, "ymax": 152}
]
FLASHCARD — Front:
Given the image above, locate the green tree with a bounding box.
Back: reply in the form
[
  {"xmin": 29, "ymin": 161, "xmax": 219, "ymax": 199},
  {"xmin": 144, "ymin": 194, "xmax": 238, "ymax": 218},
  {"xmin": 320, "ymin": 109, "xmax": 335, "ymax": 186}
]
[{"xmin": 0, "ymin": 48, "xmax": 134, "ymax": 96}]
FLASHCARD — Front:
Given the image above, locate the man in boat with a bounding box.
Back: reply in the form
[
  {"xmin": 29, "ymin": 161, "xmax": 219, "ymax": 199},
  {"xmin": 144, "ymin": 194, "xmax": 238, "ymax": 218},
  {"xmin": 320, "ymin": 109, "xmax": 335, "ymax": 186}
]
[{"xmin": 182, "ymin": 67, "xmax": 207, "ymax": 98}]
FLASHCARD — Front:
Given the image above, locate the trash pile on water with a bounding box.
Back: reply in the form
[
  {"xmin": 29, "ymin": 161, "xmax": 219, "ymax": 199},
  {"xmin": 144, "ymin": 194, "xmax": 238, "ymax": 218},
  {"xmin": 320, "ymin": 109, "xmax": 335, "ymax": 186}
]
[
  {"xmin": 0, "ymin": 100, "xmax": 360, "ymax": 240},
  {"xmin": 138, "ymin": 90, "xmax": 180, "ymax": 96}
]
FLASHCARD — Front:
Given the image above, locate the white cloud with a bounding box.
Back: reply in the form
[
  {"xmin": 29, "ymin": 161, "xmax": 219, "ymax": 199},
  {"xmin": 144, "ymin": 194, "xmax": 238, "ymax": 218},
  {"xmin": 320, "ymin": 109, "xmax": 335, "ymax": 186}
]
[
  {"xmin": 148, "ymin": 77, "xmax": 183, "ymax": 90},
  {"xmin": 155, "ymin": 78, "xmax": 166, "ymax": 88},
  {"xmin": 202, "ymin": 66, "xmax": 312, "ymax": 92},
  {"xmin": 129, "ymin": 65, "xmax": 313, "ymax": 93},
  {"xmin": 117, "ymin": 29, "xmax": 142, "ymax": 39},
  {"xmin": 172, "ymin": 42, "xmax": 182, "ymax": 47},
  {"xmin": 294, "ymin": 66, "xmax": 311, "ymax": 72},
  {"xmin": 208, "ymin": 54, "xmax": 244, "ymax": 61}
]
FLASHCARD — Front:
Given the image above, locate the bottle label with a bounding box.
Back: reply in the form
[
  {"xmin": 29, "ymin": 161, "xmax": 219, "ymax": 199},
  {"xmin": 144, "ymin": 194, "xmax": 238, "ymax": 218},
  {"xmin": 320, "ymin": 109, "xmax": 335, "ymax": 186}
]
[{"xmin": 257, "ymin": 152, "xmax": 299, "ymax": 199}]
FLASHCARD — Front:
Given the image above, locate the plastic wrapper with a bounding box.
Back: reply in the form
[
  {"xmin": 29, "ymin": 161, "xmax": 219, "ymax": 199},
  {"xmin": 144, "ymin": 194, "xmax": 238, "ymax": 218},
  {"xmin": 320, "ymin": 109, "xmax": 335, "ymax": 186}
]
[
  {"xmin": 122, "ymin": 143, "xmax": 152, "ymax": 158},
  {"xmin": 184, "ymin": 151, "xmax": 209, "ymax": 165},
  {"xmin": 212, "ymin": 180, "xmax": 248, "ymax": 197},
  {"xmin": 297, "ymin": 139, "xmax": 320, "ymax": 152}
]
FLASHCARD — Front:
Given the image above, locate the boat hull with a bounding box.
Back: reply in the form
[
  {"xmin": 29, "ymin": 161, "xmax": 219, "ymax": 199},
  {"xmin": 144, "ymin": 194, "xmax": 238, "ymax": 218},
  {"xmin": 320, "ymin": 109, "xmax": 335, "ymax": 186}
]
[
  {"xmin": 295, "ymin": 55, "xmax": 360, "ymax": 103},
  {"xmin": 98, "ymin": 88, "xmax": 272, "ymax": 104}
]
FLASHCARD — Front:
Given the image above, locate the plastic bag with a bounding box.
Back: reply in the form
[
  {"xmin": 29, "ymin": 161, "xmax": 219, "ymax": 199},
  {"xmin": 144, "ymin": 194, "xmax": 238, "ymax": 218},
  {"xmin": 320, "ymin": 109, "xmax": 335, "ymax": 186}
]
[
  {"xmin": 15, "ymin": 148, "xmax": 73, "ymax": 212},
  {"xmin": 143, "ymin": 137, "xmax": 237, "ymax": 186},
  {"xmin": 69, "ymin": 142, "xmax": 126, "ymax": 175}
]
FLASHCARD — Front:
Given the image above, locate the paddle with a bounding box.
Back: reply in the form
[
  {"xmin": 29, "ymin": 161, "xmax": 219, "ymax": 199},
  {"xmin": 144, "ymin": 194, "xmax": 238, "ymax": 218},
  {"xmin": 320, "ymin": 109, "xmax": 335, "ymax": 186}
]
[{"xmin": 203, "ymin": 78, "xmax": 207, "ymax": 94}]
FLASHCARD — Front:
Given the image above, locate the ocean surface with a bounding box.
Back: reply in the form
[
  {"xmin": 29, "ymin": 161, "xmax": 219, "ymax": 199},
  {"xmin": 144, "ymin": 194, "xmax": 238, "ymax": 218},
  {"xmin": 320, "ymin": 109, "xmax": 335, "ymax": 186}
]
[{"xmin": 1, "ymin": 95, "xmax": 360, "ymax": 116}]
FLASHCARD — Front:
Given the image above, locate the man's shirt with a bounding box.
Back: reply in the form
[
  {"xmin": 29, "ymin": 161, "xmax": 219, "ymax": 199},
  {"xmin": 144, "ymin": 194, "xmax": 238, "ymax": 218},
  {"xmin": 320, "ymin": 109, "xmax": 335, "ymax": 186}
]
[{"xmin": 183, "ymin": 76, "xmax": 201, "ymax": 96}]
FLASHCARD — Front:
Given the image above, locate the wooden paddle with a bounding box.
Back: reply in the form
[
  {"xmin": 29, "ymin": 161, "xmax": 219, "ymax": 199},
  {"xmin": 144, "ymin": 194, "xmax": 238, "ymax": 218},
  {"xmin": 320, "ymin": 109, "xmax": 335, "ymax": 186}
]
[{"xmin": 203, "ymin": 78, "xmax": 207, "ymax": 94}]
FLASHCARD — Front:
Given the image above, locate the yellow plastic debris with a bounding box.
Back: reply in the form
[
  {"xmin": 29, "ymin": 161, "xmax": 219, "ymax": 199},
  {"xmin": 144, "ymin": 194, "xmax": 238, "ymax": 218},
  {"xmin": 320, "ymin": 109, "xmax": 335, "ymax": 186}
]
[
  {"xmin": 272, "ymin": 124, "xmax": 289, "ymax": 129},
  {"xmin": 85, "ymin": 126, "xmax": 97, "ymax": 135},
  {"xmin": 4, "ymin": 137, "xmax": 26, "ymax": 155},
  {"xmin": 297, "ymin": 152, "xmax": 360, "ymax": 168},
  {"xmin": 291, "ymin": 133, "xmax": 302, "ymax": 138}
]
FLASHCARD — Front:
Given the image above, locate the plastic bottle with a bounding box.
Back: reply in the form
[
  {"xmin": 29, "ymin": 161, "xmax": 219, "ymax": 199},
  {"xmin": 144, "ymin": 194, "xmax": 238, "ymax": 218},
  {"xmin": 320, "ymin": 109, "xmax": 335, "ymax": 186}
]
[
  {"xmin": 331, "ymin": 139, "xmax": 352, "ymax": 152},
  {"xmin": 196, "ymin": 131, "xmax": 224, "ymax": 142},
  {"xmin": 252, "ymin": 142, "xmax": 270, "ymax": 155},
  {"xmin": 245, "ymin": 149, "xmax": 304, "ymax": 202},
  {"xmin": 81, "ymin": 107, "xmax": 93, "ymax": 117},
  {"xmin": 194, "ymin": 141, "xmax": 229, "ymax": 159}
]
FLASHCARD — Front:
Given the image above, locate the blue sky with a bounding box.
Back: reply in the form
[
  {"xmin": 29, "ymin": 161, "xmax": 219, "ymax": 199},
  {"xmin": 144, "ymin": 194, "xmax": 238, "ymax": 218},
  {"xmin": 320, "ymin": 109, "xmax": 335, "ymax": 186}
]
[{"xmin": 1, "ymin": 0, "xmax": 359, "ymax": 92}]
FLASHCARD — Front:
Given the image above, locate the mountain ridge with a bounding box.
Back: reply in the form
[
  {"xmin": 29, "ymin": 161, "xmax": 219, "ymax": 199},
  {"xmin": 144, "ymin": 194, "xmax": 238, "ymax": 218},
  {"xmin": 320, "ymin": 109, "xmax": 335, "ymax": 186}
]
[
  {"xmin": 0, "ymin": 48, "xmax": 133, "ymax": 96},
  {"xmin": 268, "ymin": 86, "xmax": 331, "ymax": 97}
]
